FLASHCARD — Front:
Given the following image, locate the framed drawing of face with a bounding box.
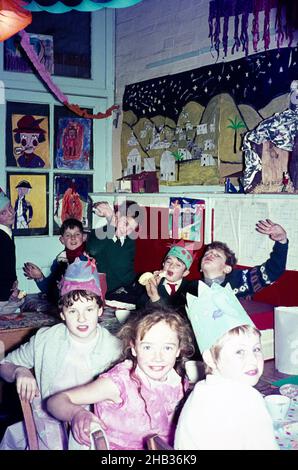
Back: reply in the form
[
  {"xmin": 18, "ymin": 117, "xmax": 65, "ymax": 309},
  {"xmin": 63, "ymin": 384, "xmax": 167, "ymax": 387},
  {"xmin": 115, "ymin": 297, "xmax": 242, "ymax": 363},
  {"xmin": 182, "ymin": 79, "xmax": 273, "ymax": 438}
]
[{"xmin": 6, "ymin": 101, "xmax": 50, "ymax": 169}]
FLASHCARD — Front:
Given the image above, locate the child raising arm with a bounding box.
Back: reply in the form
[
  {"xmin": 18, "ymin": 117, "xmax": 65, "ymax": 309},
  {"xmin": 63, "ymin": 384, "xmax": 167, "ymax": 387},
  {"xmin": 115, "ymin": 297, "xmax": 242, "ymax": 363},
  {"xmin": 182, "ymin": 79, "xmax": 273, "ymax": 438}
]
[
  {"xmin": 200, "ymin": 219, "xmax": 288, "ymax": 298},
  {"xmin": 47, "ymin": 307, "xmax": 195, "ymax": 450}
]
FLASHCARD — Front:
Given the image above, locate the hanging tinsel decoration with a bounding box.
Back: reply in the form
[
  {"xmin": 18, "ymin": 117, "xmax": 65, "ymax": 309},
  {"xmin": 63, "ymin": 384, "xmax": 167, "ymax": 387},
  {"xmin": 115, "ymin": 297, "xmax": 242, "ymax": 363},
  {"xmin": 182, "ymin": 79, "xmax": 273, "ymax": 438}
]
[{"xmin": 209, "ymin": 0, "xmax": 297, "ymax": 57}]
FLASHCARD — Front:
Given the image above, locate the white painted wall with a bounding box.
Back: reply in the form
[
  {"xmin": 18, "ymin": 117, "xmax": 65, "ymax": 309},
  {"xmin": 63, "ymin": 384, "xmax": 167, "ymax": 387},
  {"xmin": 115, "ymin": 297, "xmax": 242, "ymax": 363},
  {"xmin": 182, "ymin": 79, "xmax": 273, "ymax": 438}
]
[{"xmin": 15, "ymin": 236, "xmax": 62, "ymax": 293}]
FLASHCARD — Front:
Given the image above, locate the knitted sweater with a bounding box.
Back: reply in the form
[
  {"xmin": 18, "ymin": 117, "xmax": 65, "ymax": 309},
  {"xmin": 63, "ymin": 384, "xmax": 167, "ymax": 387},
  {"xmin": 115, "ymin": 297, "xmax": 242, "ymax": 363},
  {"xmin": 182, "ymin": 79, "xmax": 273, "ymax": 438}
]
[
  {"xmin": 1, "ymin": 323, "xmax": 122, "ymax": 399},
  {"xmin": 218, "ymin": 240, "xmax": 288, "ymax": 298},
  {"xmin": 87, "ymin": 228, "xmax": 136, "ymax": 293}
]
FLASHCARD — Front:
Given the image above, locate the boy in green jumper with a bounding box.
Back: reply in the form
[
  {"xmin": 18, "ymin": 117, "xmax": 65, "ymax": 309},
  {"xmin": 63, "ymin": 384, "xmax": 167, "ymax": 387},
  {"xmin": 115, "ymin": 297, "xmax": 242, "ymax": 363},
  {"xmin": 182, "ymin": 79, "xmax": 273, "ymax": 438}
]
[{"xmin": 87, "ymin": 200, "xmax": 142, "ymax": 304}]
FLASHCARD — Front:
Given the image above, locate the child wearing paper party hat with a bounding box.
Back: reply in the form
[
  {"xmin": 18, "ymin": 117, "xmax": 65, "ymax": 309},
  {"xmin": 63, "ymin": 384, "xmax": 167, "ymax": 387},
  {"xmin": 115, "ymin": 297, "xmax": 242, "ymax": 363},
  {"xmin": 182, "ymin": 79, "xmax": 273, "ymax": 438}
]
[
  {"xmin": 137, "ymin": 242, "xmax": 198, "ymax": 314},
  {"xmin": 174, "ymin": 282, "xmax": 279, "ymax": 450},
  {"xmin": 0, "ymin": 256, "xmax": 121, "ymax": 450},
  {"xmin": 22, "ymin": 218, "xmax": 88, "ymax": 315}
]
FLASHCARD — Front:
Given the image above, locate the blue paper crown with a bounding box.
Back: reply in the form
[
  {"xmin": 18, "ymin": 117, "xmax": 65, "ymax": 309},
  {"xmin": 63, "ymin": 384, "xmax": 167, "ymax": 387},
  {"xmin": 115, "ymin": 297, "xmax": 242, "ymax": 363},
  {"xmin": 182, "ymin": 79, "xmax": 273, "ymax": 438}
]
[{"xmin": 186, "ymin": 282, "xmax": 255, "ymax": 352}]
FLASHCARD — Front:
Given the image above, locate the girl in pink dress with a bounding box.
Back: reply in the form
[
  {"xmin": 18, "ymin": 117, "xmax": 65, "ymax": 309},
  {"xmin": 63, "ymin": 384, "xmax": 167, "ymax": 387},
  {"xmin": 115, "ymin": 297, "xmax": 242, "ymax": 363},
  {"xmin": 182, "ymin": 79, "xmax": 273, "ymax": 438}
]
[{"xmin": 47, "ymin": 307, "xmax": 194, "ymax": 450}]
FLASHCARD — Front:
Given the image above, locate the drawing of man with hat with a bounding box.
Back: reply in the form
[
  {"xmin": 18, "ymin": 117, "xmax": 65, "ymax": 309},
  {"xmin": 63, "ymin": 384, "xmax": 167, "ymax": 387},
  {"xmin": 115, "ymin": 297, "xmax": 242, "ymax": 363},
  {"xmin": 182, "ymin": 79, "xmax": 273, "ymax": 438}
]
[
  {"xmin": 13, "ymin": 115, "xmax": 46, "ymax": 168},
  {"xmin": 14, "ymin": 180, "xmax": 33, "ymax": 229}
]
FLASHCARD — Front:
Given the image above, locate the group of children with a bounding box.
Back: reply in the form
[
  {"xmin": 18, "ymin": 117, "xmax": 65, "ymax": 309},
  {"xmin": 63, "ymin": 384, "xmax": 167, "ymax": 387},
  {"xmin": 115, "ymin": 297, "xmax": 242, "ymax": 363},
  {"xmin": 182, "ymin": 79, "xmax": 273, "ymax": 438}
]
[{"xmin": 0, "ymin": 191, "xmax": 289, "ymax": 450}]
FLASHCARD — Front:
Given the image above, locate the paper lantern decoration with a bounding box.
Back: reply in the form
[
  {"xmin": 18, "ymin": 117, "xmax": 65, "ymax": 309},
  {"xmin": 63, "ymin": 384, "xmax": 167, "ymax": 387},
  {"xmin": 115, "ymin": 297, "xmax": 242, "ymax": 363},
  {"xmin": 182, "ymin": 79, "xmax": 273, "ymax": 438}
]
[
  {"xmin": 24, "ymin": 0, "xmax": 143, "ymax": 14},
  {"xmin": 0, "ymin": 0, "xmax": 32, "ymax": 42}
]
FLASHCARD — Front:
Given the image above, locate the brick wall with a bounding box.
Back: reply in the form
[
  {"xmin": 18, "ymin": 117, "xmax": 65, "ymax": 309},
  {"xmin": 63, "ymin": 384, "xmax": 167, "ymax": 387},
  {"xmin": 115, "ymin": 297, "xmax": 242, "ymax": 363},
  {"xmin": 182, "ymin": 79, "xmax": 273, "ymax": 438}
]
[{"xmin": 115, "ymin": 0, "xmax": 296, "ymax": 102}]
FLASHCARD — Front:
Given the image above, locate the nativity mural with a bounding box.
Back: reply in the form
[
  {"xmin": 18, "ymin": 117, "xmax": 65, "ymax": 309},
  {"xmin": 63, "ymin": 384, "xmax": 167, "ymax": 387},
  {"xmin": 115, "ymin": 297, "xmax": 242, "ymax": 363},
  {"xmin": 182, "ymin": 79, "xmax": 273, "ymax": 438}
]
[{"xmin": 121, "ymin": 47, "xmax": 298, "ymax": 190}]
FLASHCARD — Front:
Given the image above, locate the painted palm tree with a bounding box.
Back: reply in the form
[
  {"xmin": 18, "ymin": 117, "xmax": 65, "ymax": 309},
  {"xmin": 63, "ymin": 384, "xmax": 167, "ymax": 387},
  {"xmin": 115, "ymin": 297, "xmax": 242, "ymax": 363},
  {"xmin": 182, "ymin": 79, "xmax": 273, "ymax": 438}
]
[
  {"xmin": 171, "ymin": 150, "xmax": 184, "ymax": 180},
  {"xmin": 227, "ymin": 116, "xmax": 246, "ymax": 153}
]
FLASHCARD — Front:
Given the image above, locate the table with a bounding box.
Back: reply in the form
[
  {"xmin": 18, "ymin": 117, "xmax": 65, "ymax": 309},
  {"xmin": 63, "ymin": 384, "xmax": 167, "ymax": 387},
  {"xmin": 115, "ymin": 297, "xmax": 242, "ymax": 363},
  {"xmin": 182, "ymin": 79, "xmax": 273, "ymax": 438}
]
[
  {"xmin": 256, "ymin": 360, "xmax": 298, "ymax": 450},
  {"xmin": 0, "ymin": 311, "xmax": 57, "ymax": 403},
  {"xmin": 256, "ymin": 359, "xmax": 291, "ymax": 395},
  {"xmin": 0, "ymin": 311, "xmax": 57, "ymax": 356}
]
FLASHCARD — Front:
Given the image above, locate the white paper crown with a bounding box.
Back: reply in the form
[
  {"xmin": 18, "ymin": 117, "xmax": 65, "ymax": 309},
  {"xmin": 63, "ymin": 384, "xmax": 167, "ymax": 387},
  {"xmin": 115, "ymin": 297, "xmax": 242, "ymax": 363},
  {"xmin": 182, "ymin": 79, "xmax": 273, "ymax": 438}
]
[{"xmin": 186, "ymin": 281, "xmax": 255, "ymax": 352}]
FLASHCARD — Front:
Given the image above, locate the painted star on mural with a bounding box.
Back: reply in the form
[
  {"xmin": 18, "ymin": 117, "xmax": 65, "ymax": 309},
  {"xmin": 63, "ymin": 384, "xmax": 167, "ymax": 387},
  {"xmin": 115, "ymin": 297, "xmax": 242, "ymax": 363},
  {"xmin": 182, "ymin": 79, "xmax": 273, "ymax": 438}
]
[{"xmin": 123, "ymin": 48, "xmax": 298, "ymax": 123}]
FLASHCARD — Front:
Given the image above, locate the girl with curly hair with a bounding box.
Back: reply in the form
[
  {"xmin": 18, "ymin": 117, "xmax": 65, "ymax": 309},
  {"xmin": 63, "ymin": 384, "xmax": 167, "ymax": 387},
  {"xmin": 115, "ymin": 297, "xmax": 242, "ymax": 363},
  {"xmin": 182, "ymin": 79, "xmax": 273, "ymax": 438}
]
[{"xmin": 47, "ymin": 306, "xmax": 195, "ymax": 450}]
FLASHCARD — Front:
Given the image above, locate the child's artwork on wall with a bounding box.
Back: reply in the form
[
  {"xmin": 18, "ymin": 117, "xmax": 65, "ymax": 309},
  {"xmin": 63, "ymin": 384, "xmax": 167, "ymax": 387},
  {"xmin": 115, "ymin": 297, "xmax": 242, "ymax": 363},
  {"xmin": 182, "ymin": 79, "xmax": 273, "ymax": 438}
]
[
  {"xmin": 168, "ymin": 197, "xmax": 205, "ymax": 246},
  {"xmin": 242, "ymin": 79, "xmax": 298, "ymax": 193},
  {"xmin": 6, "ymin": 102, "xmax": 50, "ymax": 168},
  {"xmin": 55, "ymin": 117, "xmax": 91, "ymax": 170},
  {"xmin": 4, "ymin": 33, "xmax": 54, "ymax": 74},
  {"xmin": 122, "ymin": 47, "xmax": 298, "ymax": 187},
  {"xmin": 7, "ymin": 173, "xmax": 49, "ymax": 236},
  {"xmin": 11, "ymin": 114, "xmax": 50, "ymax": 168},
  {"xmin": 53, "ymin": 174, "xmax": 92, "ymax": 234}
]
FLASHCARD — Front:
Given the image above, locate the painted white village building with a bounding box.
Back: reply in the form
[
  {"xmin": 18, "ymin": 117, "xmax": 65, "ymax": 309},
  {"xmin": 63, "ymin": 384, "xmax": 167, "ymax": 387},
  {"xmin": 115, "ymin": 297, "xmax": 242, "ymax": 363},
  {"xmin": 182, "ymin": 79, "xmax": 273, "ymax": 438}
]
[
  {"xmin": 126, "ymin": 148, "xmax": 142, "ymax": 175},
  {"xmin": 201, "ymin": 153, "xmax": 216, "ymax": 166},
  {"xmin": 196, "ymin": 123, "xmax": 208, "ymax": 135},
  {"xmin": 160, "ymin": 151, "xmax": 176, "ymax": 181},
  {"xmin": 149, "ymin": 126, "xmax": 171, "ymax": 150},
  {"xmin": 178, "ymin": 148, "xmax": 192, "ymax": 160},
  {"xmin": 185, "ymin": 121, "xmax": 193, "ymax": 131},
  {"xmin": 144, "ymin": 157, "xmax": 156, "ymax": 171},
  {"xmin": 127, "ymin": 132, "xmax": 139, "ymax": 147},
  {"xmin": 204, "ymin": 139, "xmax": 215, "ymax": 151}
]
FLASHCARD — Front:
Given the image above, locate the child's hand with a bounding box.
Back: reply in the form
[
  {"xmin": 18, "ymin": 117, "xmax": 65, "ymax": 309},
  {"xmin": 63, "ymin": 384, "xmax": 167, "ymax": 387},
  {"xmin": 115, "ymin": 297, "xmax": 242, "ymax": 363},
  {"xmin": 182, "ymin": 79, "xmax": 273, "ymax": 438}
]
[
  {"xmin": 9, "ymin": 281, "xmax": 20, "ymax": 300},
  {"xmin": 15, "ymin": 367, "xmax": 40, "ymax": 402},
  {"xmin": 153, "ymin": 270, "xmax": 166, "ymax": 285},
  {"xmin": 23, "ymin": 262, "xmax": 44, "ymax": 281},
  {"xmin": 146, "ymin": 277, "xmax": 161, "ymax": 302},
  {"xmin": 71, "ymin": 409, "xmax": 102, "ymax": 447},
  {"xmin": 256, "ymin": 219, "xmax": 287, "ymax": 244},
  {"xmin": 93, "ymin": 202, "xmax": 114, "ymax": 222}
]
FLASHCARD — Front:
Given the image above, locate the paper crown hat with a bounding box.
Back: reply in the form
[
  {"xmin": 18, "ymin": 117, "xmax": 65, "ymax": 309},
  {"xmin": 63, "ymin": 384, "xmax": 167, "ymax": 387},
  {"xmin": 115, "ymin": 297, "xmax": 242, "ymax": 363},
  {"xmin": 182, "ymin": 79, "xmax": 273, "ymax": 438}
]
[
  {"xmin": 0, "ymin": 188, "xmax": 10, "ymax": 211},
  {"xmin": 186, "ymin": 282, "xmax": 255, "ymax": 352},
  {"xmin": 59, "ymin": 256, "xmax": 101, "ymax": 297},
  {"xmin": 166, "ymin": 241, "xmax": 195, "ymax": 270}
]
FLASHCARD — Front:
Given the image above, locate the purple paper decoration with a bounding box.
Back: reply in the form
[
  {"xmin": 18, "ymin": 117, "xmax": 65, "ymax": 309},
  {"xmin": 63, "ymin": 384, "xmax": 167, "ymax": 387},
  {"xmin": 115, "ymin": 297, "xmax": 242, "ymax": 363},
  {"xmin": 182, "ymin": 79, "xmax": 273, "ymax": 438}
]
[{"xmin": 209, "ymin": 0, "xmax": 296, "ymax": 57}]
